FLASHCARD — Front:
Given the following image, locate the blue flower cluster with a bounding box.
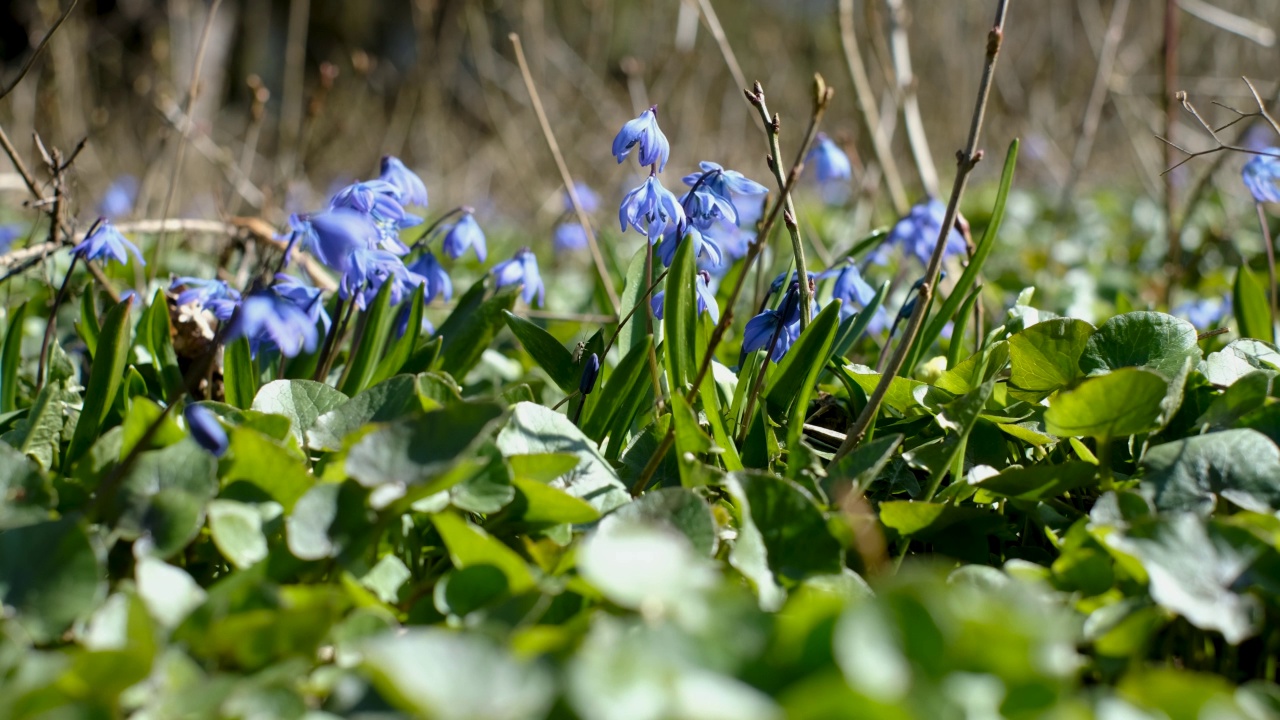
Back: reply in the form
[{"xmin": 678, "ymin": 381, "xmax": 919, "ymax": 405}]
[{"xmin": 1243, "ymin": 149, "xmax": 1280, "ymax": 204}]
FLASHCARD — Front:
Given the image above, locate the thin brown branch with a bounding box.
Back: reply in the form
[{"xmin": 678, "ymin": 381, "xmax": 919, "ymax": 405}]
[
  {"xmin": 832, "ymin": 0, "xmax": 1012, "ymax": 463},
  {"xmin": 0, "ymin": 0, "xmax": 80, "ymax": 100}
]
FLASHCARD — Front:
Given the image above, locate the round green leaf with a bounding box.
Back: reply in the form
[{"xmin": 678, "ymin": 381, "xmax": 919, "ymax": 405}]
[
  {"xmin": 1078, "ymin": 311, "xmax": 1200, "ymax": 379},
  {"xmin": 1044, "ymin": 367, "xmax": 1168, "ymax": 438}
]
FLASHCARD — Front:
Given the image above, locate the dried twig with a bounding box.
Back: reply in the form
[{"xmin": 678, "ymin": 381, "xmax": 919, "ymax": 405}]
[
  {"xmin": 832, "ymin": 0, "xmax": 1012, "ymax": 463},
  {"xmin": 885, "ymin": 0, "xmax": 939, "ymax": 196},
  {"xmin": 0, "ymin": 0, "xmax": 80, "ymax": 101}
]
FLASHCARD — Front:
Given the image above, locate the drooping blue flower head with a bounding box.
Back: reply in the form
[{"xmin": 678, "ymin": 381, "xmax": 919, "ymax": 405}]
[
  {"xmin": 340, "ymin": 248, "xmax": 427, "ymax": 310},
  {"xmin": 1242, "ymin": 149, "xmax": 1280, "ymax": 204},
  {"xmin": 681, "ymin": 184, "xmax": 739, "ymax": 228},
  {"xmin": 820, "ymin": 259, "xmax": 888, "ymax": 333},
  {"xmin": 225, "ymin": 288, "xmax": 321, "ymax": 358},
  {"xmin": 1173, "ymin": 295, "xmax": 1231, "ymax": 328},
  {"xmin": 272, "ymin": 273, "xmax": 331, "ymax": 336},
  {"xmin": 681, "ymin": 161, "xmax": 768, "ymax": 229},
  {"xmin": 564, "ymin": 183, "xmax": 600, "ymax": 214},
  {"xmin": 441, "ymin": 211, "xmax": 487, "ymax": 262},
  {"xmin": 612, "ymin": 106, "xmax": 670, "ymax": 172},
  {"xmin": 873, "ymin": 197, "xmax": 967, "ymax": 266},
  {"xmin": 652, "ymin": 270, "xmax": 719, "ymax": 323},
  {"xmin": 807, "ymin": 133, "xmax": 853, "ymax": 184},
  {"xmin": 704, "ymin": 219, "xmax": 751, "ymax": 269},
  {"xmin": 769, "ymin": 270, "xmax": 818, "ymax": 297},
  {"xmin": 619, "ymin": 175, "xmax": 685, "ymax": 240},
  {"xmin": 0, "ymin": 224, "xmax": 23, "ymax": 254},
  {"xmin": 492, "ymin": 248, "xmax": 545, "ymax": 307},
  {"xmin": 379, "ymin": 156, "xmax": 429, "ymax": 208},
  {"xmin": 740, "ymin": 287, "xmax": 804, "ymax": 366},
  {"xmin": 98, "ymin": 175, "xmax": 138, "ymax": 219},
  {"xmin": 553, "ymin": 222, "xmax": 589, "ymax": 252},
  {"xmin": 73, "ymin": 220, "xmax": 144, "ymax": 267},
  {"xmin": 293, "ymin": 209, "xmax": 381, "ymax": 273},
  {"xmin": 171, "ymin": 276, "xmax": 242, "ymax": 322},
  {"xmin": 328, "ymin": 180, "xmax": 419, "ymax": 255},
  {"xmin": 407, "ymin": 250, "xmax": 453, "ymax": 305},
  {"xmin": 184, "ymin": 403, "xmax": 228, "ymax": 457},
  {"xmin": 658, "ymin": 223, "xmax": 722, "ymax": 269}
]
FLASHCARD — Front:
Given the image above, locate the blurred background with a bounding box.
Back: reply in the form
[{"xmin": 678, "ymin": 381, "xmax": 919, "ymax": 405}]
[{"xmin": 2, "ymin": 0, "xmax": 1279, "ymax": 316}]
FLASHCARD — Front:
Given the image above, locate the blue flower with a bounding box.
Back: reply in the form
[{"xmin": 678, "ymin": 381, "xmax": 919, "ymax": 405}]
[
  {"xmin": 407, "ymin": 250, "xmax": 453, "ymax": 304},
  {"xmin": 739, "ymin": 284, "xmax": 805, "ymax": 364},
  {"xmin": 492, "ymin": 248, "xmax": 544, "ymax": 307},
  {"xmin": 652, "ymin": 271, "xmax": 719, "ymax": 323},
  {"xmin": 564, "ymin": 183, "xmax": 600, "ymax": 214},
  {"xmin": 1242, "ymin": 150, "xmax": 1280, "ymax": 204},
  {"xmin": 554, "ymin": 222, "xmax": 589, "ymax": 252},
  {"xmin": 379, "ymin": 155, "xmax": 429, "ymax": 208},
  {"xmin": 681, "ymin": 185, "xmax": 739, "ymax": 228},
  {"xmin": 681, "ymin": 161, "xmax": 768, "ymax": 227},
  {"xmin": 328, "ymin": 180, "xmax": 418, "ymax": 255},
  {"xmin": 619, "ymin": 175, "xmax": 685, "ymax": 239},
  {"xmin": 293, "ymin": 209, "xmax": 381, "ymax": 273},
  {"xmin": 821, "ymin": 259, "xmax": 888, "ymax": 332},
  {"xmin": 184, "ymin": 403, "xmax": 228, "ymax": 457},
  {"xmin": 171, "ymin": 276, "xmax": 242, "ymax": 322},
  {"xmin": 73, "ymin": 220, "xmax": 144, "ymax": 267},
  {"xmin": 658, "ymin": 224, "xmax": 722, "ymax": 269},
  {"xmin": 873, "ymin": 198, "xmax": 967, "ymax": 266},
  {"xmin": 98, "ymin": 175, "xmax": 138, "ymax": 219},
  {"xmin": 340, "ymin": 248, "xmax": 426, "ymax": 310},
  {"xmin": 612, "ymin": 106, "xmax": 671, "ymax": 171},
  {"xmin": 0, "ymin": 224, "xmax": 22, "ymax": 254},
  {"xmin": 769, "ymin": 270, "xmax": 818, "ymax": 296},
  {"xmin": 225, "ymin": 289, "xmax": 321, "ymax": 358},
  {"xmin": 441, "ymin": 211, "xmax": 487, "ymax": 262},
  {"xmin": 806, "ymin": 133, "xmax": 852, "ymax": 184},
  {"xmin": 1173, "ymin": 295, "xmax": 1231, "ymax": 328},
  {"xmin": 272, "ymin": 273, "xmax": 331, "ymax": 335}
]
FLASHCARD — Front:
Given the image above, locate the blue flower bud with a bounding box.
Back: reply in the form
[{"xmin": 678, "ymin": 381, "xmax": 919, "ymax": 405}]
[
  {"xmin": 184, "ymin": 403, "xmax": 228, "ymax": 457},
  {"xmin": 579, "ymin": 353, "xmax": 601, "ymax": 396}
]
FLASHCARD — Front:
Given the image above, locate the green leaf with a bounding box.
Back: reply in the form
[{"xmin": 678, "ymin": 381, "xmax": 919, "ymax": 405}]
[
  {"xmin": 1007, "ymin": 318, "xmax": 1094, "ymax": 400},
  {"xmin": 285, "ymin": 481, "xmax": 373, "ymax": 562},
  {"xmin": 880, "ymin": 501, "xmax": 1002, "ymax": 538},
  {"xmin": 825, "ymin": 433, "xmax": 903, "ymax": 497},
  {"xmin": 1234, "ymin": 264, "xmax": 1273, "ymax": 342},
  {"xmin": 0, "ymin": 518, "xmax": 103, "ymax": 643},
  {"xmin": 507, "ymin": 453, "xmax": 580, "ymax": 483},
  {"xmin": 495, "ymin": 402, "xmax": 630, "ymax": 513},
  {"xmin": 1078, "ymin": 311, "xmax": 1201, "ymax": 379},
  {"xmin": 503, "ymin": 311, "xmax": 577, "ymax": 393},
  {"xmin": 1201, "ymin": 339, "xmax": 1280, "ymax": 386},
  {"xmin": 841, "ymin": 366, "xmax": 928, "ymax": 414},
  {"xmin": 361, "ymin": 628, "xmax": 554, "ymax": 720},
  {"xmin": 206, "ymin": 499, "xmax": 270, "ymax": 569},
  {"xmin": 1044, "ymin": 367, "xmax": 1168, "ymax": 438},
  {"xmin": 1140, "ymin": 428, "xmax": 1280, "ymax": 515},
  {"xmin": 251, "ymin": 379, "xmax": 348, "ymax": 448},
  {"xmin": 830, "ymin": 281, "xmax": 889, "ymax": 361},
  {"xmin": 139, "ymin": 288, "xmax": 185, "ymax": 400},
  {"xmin": 919, "ymin": 139, "xmax": 1018, "ymax": 351},
  {"xmin": 431, "ymin": 510, "xmax": 536, "ymax": 593},
  {"xmin": 113, "ymin": 440, "xmax": 219, "ymax": 557},
  {"xmin": 340, "ymin": 278, "xmax": 397, "ymax": 396},
  {"xmin": 66, "ymin": 296, "xmax": 133, "ymax": 465},
  {"xmin": 370, "ymin": 282, "xmax": 425, "ymax": 386},
  {"xmin": 435, "ymin": 278, "xmax": 519, "ymax": 380},
  {"xmin": 1, "ymin": 301, "xmax": 27, "ymax": 413},
  {"xmin": 618, "ymin": 246, "xmax": 653, "ymax": 359},
  {"xmin": 1106, "ymin": 514, "xmax": 1267, "ymax": 644},
  {"xmin": 3, "ymin": 380, "xmax": 74, "ymax": 469},
  {"xmin": 345, "ymin": 401, "xmax": 507, "ymax": 488},
  {"xmin": 766, "ymin": 300, "xmax": 841, "ymax": 452},
  {"xmin": 671, "ymin": 394, "xmax": 714, "ymax": 485},
  {"xmin": 76, "ymin": 290, "xmax": 99, "ymax": 358},
  {"xmin": 0, "ymin": 441, "xmax": 53, "ymax": 529},
  {"xmin": 976, "ymin": 461, "xmax": 1098, "ymax": 502},
  {"xmin": 220, "ymin": 426, "xmax": 314, "ymax": 511},
  {"xmin": 400, "ymin": 335, "xmax": 442, "ymax": 376},
  {"xmin": 581, "ymin": 335, "xmax": 652, "ymax": 444},
  {"xmin": 510, "ymin": 477, "xmax": 601, "ymax": 524},
  {"xmin": 663, "ymin": 232, "xmax": 698, "ymax": 395},
  {"xmin": 609, "ymin": 487, "xmax": 717, "ymax": 556},
  {"xmin": 579, "ymin": 519, "xmax": 718, "ymax": 615},
  {"xmin": 307, "ymin": 375, "xmax": 420, "ymax": 451},
  {"xmin": 222, "ymin": 336, "xmax": 258, "ymax": 411}
]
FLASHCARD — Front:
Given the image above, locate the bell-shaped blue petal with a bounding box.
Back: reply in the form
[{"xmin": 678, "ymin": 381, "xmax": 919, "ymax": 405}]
[
  {"xmin": 611, "ymin": 106, "xmax": 671, "ymax": 172},
  {"xmin": 407, "ymin": 250, "xmax": 453, "ymax": 304},
  {"xmin": 807, "ymin": 133, "xmax": 853, "ymax": 184},
  {"xmin": 296, "ymin": 209, "xmax": 381, "ymax": 273},
  {"xmin": 441, "ymin": 212, "xmax": 487, "ymax": 262},
  {"xmin": 492, "ymin": 248, "xmax": 544, "ymax": 307},
  {"xmin": 273, "ymin": 273, "xmax": 331, "ymax": 336},
  {"xmin": 184, "ymin": 403, "xmax": 228, "ymax": 457},
  {"xmin": 619, "ymin": 176, "xmax": 685, "ymax": 240},
  {"xmin": 171, "ymin": 276, "xmax": 242, "ymax": 322},
  {"xmin": 73, "ymin": 220, "xmax": 144, "ymax": 268},
  {"xmin": 340, "ymin": 248, "xmax": 427, "ymax": 310},
  {"xmin": 553, "ymin": 222, "xmax": 589, "ymax": 252},
  {"xmin": 874, "ymin": 198, "xmax": 967, "ymax": 266},
  {"xmin": 379, "ymin": 156, "xmax": 429, "ymax": 208},
  {"xmin": 226, "ymin": 290, "xmax": 321, "ymax": 358},
  {"xmin": 98, "ymin": 175, "xmax": 138, "ymax": 219}
]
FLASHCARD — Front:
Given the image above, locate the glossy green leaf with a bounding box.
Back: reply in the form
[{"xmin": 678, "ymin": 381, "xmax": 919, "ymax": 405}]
[
  {"xmin": 976, "ymin": 461, "xmax": 1098, "ymax": 501},
  {"xmin": 0, "ymin": 518, "xmax": 102, "ymax": 643},
  {"xmin": 66, "ymin": 296, "xmax": 133, "ymax": 465},
  {"xmin": 431, "ymin": 510, "xmax": 536, "ymax": 593},
  {"xmin": 345, "ymin": 401, "xmax": 506, "ymax": 488},
  {"xmin": 206, "ymin": 499, "xmax": 270, "ymax": 569},
  {"xmin": 251, "ymin": 378, "xmax": 348, "ymax": 447},
  {"xmin": 139, "ymin": 288, "xmax": 184, "ymax": 400},
  {"xmin": 1007, "ymin": 317, "xmax": 1094, "ymax": 400},
  {"xmin": 1234, "ymin": 264, "xmax": 1273, "ymax": 342},
  {"xmin": 1140, "ymin": 428, "xmax": 1280, "ymax": 515},
  {"xmin": 581, "ymin": 335, "xmax": 652, "ymax": 444},
  {"xmin": 222, "ymin": 336, "xmax": 258, "ymax": 411},
  {"xmin": 1079, "ymin": 311, "xmax": 1201, "ymax": 379},
  {"xmin": 663, "ymin": 231, "xmax": 698, "ymax": 395},
  {"xmin": 504, "ymin": 310, "xmax": 577, "ymax": 393},
  {"xmin": 495, "ymin": 402, "xmax": 629, "ymax": 513},
  {"xmin": 510, "ymin": 477, "xmax": 601, "ymax": 524},
  {"xmin": 0, "ymin": 441, "xmax": 53, "ymax": 529},
  {"xmin": 307, "ymin": 374, "xmax": 420, "ymax": 451},
  {"xmin": 609, "ymin": 486, "xmax": 717, "ymax": 556},
  {"xmin": 1044, "ymin": 367, "xmax": 1168, "ymax": 438},
  {"xmin": 435, "ymin": 278, "xmax": 519, "ymax": 380},
  {"xmin": 1, "ymin": 301, "xmax": 27, "ymax": 413},
  {"xmin": 340, "ymin": 278, "xmax": 397, "ymax": 395},
  {"xmin": 369, "ymin": 282, "xmax": 426, "ymax": 386}
]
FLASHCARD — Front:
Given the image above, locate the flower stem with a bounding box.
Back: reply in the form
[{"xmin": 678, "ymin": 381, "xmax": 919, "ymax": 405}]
[
  {"xmin": 314, "ymin": 294, "xmax": 353, "ymax": 382},
  {"xmin": 35, "ymin": 251, "xmax": 80, "ymax": 393}
]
